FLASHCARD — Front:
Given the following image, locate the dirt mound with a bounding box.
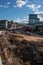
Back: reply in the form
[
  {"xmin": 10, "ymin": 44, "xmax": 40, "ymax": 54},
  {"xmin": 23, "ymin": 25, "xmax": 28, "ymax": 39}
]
[{"xmin": 0, "ymin": 32, "xmax": 43, "ymax": 65}]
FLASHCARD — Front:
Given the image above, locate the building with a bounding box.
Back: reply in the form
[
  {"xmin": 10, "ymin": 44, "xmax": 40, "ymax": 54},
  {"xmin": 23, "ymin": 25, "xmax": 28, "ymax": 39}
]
[
  {"xmin": 35, "ymin": 22, "xmax": 43, "ymax": 33},
  {"xmin": 0, "ymin": 20, "xmax": 7, "ymax": 30},
  {"xmin": 22, "ymin": 14, "xmax": 43, "ymax": 34},
  {"xmin": 0, "ymin": 20, "xmax": 13, "ymax": 30},
  {"xmin": 7, "ymin": 21, "xmax": 13, "ymax": 28},
  {"xmin": 29, "ymin": 14, "xmax": 39, "ymax": 25}
]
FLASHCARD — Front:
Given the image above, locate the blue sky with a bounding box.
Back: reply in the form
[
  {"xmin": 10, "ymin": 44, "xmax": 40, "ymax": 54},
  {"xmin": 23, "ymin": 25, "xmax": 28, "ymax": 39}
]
[{"xmin": 0, "ymin": 0, "xmax": 43, "ymax": 23}]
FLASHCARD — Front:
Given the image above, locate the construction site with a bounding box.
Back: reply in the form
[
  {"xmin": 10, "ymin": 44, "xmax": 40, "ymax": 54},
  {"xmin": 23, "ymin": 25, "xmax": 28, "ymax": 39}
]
[
  {"xmin": 0, "ymin": 14, "xmax": 43, "ymax": 65},
  {"xmin": 0, "ymin": 0, "xmax": 43, "ymax": 64},
  {"xmin": 0, "ymin": 30, "xmax": 43, "ymax": 65}
]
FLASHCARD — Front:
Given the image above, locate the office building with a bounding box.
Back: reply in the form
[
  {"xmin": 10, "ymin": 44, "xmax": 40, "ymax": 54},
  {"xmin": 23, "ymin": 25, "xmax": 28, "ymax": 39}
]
[{"xmin": 29, "ymin": 14, "xmax": 39, "ymax": 25}]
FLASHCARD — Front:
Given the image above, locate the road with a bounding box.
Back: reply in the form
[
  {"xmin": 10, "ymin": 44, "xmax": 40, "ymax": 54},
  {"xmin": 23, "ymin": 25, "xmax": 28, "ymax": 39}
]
[{"xmin": 14, "ymin": 32, "xmax": 43, "ymax": 42}]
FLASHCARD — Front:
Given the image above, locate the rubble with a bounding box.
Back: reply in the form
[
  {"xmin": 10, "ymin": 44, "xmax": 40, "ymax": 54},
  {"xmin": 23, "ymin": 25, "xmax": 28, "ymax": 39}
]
[{"xmin": 0, "ymin": 31, "xmax": 43, "ymax": 65}]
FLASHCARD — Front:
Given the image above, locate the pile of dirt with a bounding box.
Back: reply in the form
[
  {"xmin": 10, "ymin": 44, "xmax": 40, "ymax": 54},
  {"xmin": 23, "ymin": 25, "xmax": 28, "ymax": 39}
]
[
  {"xmin": 8, "ymin": 38, "xmax": 43, "ymax": 64},
  {"xmin": 0, "ymin": 32, "xmax": 43, "ymax": 65}
]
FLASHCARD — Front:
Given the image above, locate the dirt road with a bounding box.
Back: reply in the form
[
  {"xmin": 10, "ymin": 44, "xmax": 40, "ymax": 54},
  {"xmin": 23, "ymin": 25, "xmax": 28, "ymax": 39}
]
[{"xmin": 14, "ymin": 33, "xmax": 43, "ymax": 42}]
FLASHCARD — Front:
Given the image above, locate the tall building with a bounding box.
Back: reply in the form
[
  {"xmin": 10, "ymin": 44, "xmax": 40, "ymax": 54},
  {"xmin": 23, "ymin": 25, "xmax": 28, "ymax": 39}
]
[{"xmin": 29, "ymin": 14, "xmax": 39, "ymax": 25}]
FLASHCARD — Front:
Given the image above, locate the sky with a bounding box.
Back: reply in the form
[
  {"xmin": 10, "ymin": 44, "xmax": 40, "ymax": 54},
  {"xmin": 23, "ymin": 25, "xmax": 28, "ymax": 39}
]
[{"xmin": 0, "ymin": 0, "xmax": 43, "ymax": 23}]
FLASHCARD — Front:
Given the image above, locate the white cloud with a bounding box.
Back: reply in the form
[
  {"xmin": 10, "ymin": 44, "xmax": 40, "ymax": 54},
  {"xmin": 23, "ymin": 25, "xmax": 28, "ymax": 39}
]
[
  {"xmin": 3, "ymin": 5, "xmax": 9, "ymax": 8},
  {"xmin": 26, "ymin": 4, "xmax": 41, "ymax": 11},
  {"xmin": 38, "ymin": 15, "xmax": 43, "ymax": 21},
  {"xmin": 26, "ymin": 3, "xmax": 43, "ymax": 15},
  {"xmin": 34, "ymin": 10, "xmax": 43, "ymax": 14},
  {"xmin": 33, "ymin": 5, "xmax": 43, "ymax": 21},
  {"xmin": 34, "ymin": 10, "xmax": 43, "ymax": 21},
  {"xmin": 26, "ymin": 4, "xmax": 43, "ymax": 21},
  {"xmin": 14, "ymin": 18, "xmax": 22, "ymax": 23},
  {"xmin": 0, "ymin": 2, "xmax": 11, "ymax": 8},
  {"xmin": 0, "ymin": 5, "xmax": 3, "ymax": 7},
  {"xmin": 0, "ymin": 5, "xmax": 9, "ymax": 8},
  {"xmin": 22, "ymin": 16, "xmax": 29, "ymax": 23},
  {"xmin": 6, "ymin": 2, "xmax": 11, "ymax": 5},
  {"xmin": 13, "ymin": 5, "xmax": 17, "ymax": 8},
  {"xmin": 14, "ymin": 16, "xmax": 29, "ymax": 24},
  {"xmin": 14, "ymin": 0, "xmax": 28, "ymax": 7}
]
